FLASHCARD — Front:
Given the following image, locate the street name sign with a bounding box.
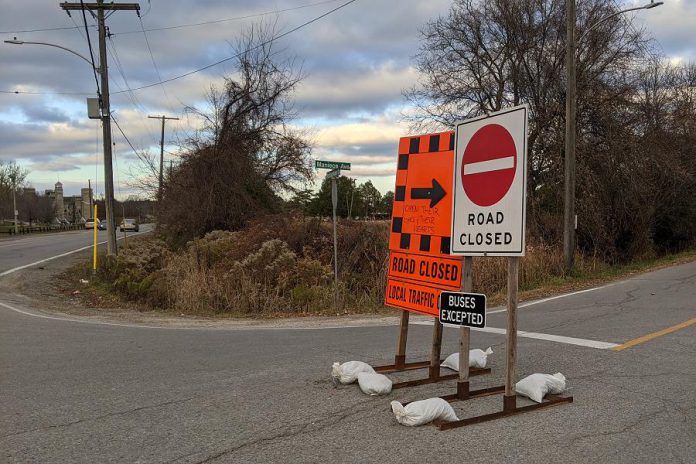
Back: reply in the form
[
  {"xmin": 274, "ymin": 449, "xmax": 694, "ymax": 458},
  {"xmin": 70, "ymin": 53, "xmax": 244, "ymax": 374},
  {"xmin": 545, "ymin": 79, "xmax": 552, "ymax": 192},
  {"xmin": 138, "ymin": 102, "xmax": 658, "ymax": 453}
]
[
  {"xmin": 451, "ymin": 105, "xmax": 528, "ymax": 256},
  {"xmin": 438, "ymin": 291, "xmax": 486, "ymax": 329},
  {"xmin": 315, "ymin": 160, "xmax": 351, "ymax": 170},
  {"xmin": 325, "ymin": 168, "xmax": 340, "ymax": 179}
]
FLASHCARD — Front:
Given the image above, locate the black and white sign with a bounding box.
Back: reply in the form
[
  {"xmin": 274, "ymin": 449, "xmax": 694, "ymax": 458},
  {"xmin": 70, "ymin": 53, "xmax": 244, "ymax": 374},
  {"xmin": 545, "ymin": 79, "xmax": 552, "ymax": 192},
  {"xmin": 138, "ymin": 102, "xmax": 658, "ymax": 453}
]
[
  {"xmin": 451, "ymin": 105, "xmax": 528, "ymax": 256},
  {"xmin": 438, "ymin": 291, "xmax": 486, "ymax": 329}
]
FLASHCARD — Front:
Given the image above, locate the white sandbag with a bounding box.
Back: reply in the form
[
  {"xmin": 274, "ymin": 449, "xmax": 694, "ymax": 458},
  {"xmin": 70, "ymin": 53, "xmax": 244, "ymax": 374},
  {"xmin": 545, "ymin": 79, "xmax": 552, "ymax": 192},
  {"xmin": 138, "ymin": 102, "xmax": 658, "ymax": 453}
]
[
  {"xmin": 440, "ymin": 347, "xmax": 494, "ymax": 371},
  {"xmin": 331, "ymin": 361, "xmax": 375, "ymax": 385},
  {"xmin": 391, "ymin": 398, "xmax": 459, "ymax": 426},
  {"xmin": 515, "ymin": 373, "xmax": 567, "ymax": 403},
  {"xmin": 357, "ymin": 372, "xmax": 392, "ymax": 396}
]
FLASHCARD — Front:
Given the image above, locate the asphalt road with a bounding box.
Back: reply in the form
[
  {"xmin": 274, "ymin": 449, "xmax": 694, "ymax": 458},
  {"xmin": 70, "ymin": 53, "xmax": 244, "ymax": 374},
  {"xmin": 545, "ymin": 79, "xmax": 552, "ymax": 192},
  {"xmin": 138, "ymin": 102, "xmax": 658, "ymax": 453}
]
[
  {"xmin": 0, "ymin": 225, "xmax": 153, "ymax": 275},
  {"xmin": 0, "ymin": 233, "xmax": 694, "ymax": 463}
]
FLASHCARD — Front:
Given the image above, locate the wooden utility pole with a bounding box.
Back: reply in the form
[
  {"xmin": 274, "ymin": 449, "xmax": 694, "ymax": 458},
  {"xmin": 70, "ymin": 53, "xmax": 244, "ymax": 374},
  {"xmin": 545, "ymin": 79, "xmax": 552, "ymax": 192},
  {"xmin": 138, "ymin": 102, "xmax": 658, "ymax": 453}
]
[
  {"xmin": 148, "ymin": 115, "xmax": 179, "ymax": 200},
  {"xmin": 563, "ymin": 0, "xmax": 577, "ymax": 271},
  {"xmin": 60, "ymin": 1, "xmax": 140, "ymax": 256}
]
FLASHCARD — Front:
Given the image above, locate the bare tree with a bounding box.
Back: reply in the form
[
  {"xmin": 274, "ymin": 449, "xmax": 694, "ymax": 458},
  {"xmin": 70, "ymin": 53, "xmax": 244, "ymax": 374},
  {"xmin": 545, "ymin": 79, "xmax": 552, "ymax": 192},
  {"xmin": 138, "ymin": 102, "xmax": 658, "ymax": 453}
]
[
  {"xmin": 158, "ymin": 21, "xmax": 314, "ymax": 245},
  {"xmin": 0, "ymin": 162, "xmax": 29, "ymax": 221},
  {"xmin": 404, "ymin": 0, "xmax": 696, "ymax": 260}
]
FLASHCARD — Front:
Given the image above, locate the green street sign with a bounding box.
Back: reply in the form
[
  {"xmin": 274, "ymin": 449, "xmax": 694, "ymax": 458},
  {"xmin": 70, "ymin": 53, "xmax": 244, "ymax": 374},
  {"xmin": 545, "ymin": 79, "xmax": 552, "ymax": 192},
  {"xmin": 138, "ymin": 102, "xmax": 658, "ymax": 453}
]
[
  {"xmin": 315, "ymin": 160, "xmax": 351, "ymax": 171},
  {"xmin": 325, "ymin": 168, "xmax": 340, "ymax": 179}
]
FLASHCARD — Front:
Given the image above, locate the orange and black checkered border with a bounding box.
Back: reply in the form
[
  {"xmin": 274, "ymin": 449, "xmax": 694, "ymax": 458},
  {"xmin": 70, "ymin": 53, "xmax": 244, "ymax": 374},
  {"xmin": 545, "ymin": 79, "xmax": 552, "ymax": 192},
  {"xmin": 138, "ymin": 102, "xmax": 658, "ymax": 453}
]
[{"xmin": 389, "ymin": 130, "xmax": 456, "ymax": 259}]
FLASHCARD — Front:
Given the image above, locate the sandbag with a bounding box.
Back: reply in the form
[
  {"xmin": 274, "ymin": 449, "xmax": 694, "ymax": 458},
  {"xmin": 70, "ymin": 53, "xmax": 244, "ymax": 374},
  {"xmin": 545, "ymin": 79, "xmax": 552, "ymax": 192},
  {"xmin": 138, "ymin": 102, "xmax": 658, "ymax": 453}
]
[
  {"xmin": 515, "ymin": 373, "xmax": 567, "ymax": 403},
  {"xmin": 357, "ymin": 372, "xmax": 392, "ymax": 396},
  {"xmin": 391, "ymin": 398, "xmax": 458, "ymax": 426},
  {"xmin": 440, "ymin": 347, "xmax": 494, "ymax": 371},
  {"xmin": 331, "ymin": 361, "xmax": 375, "ymax": 385}
]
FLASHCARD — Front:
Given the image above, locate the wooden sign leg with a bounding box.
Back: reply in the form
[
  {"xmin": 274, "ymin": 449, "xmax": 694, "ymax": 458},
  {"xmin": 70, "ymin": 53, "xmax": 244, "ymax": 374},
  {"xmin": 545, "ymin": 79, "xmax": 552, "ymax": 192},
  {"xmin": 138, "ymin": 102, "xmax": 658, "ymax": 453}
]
[
  {"xmin": 457, "ymin": 256, "xmax": 473, "ymax": 399},
  {"xmin": 504, "ymin": 257, "xmax": 519, "ymax": 411},
  {"xmin": 395, "ymin": 310, "xmax": 409, "ymax": 370},
  {"xmin": 429, "ymin": 319, "xmax": 443, "ymax": 379}
]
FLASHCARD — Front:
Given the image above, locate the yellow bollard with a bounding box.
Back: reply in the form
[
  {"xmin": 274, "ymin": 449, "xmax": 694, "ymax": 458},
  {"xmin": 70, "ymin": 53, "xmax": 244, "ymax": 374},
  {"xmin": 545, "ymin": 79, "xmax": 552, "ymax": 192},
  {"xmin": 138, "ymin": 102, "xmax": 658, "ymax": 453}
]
[{"xmin": 93, "ymin": 204, "xmax": 98, "ymax": 273}]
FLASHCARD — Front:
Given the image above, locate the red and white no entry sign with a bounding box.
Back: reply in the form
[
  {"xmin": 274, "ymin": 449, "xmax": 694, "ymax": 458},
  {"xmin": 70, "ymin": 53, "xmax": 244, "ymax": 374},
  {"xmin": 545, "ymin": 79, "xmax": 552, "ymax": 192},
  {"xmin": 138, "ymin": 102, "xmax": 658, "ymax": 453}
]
[
  {"xmin": 461, "ymin": 124, "xmax": 517, "ymax": 207},
  {"xmin": 451, "ymin": 105, "xmax": 528, "ymax": 256}
]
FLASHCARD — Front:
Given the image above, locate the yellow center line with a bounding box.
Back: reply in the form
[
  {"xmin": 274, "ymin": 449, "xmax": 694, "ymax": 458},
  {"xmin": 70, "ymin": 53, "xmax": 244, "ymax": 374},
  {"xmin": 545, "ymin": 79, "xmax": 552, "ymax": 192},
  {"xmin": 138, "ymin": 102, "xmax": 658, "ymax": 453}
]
[{"xmin": 612, "ymin": 317, "xmax": 696, "ymax": 352}]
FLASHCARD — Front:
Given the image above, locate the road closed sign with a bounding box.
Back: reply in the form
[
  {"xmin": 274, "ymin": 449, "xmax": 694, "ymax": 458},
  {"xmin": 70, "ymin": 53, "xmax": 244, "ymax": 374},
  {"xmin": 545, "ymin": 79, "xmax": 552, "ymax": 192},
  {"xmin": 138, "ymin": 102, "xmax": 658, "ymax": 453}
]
[{"xmin": 451, "ymin": 105, "xmax": 528, "ymax": 256}]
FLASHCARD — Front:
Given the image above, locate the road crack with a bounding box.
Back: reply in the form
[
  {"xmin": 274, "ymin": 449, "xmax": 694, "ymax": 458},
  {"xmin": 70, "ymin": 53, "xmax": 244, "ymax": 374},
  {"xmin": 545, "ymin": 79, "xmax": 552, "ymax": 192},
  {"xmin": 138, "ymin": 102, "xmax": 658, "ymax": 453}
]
[{"xmin": 1, "ymin": 396, "xmax": 196, "ymax": 440}]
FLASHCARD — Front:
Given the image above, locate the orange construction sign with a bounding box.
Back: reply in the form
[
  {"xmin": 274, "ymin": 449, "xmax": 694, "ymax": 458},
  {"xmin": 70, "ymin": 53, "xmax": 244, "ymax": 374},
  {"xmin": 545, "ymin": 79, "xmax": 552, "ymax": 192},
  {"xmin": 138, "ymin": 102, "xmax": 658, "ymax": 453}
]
[
  {"xmin": 385, "ymin": 278, "xmax": 443, "ymax": 315},
  {"xmin": 388, "ymin": 251, "xmax": 462, "ymax": 291},
  {"xmin": 385, "ymin": 131, "xmax": 463, "ymax": 317}
]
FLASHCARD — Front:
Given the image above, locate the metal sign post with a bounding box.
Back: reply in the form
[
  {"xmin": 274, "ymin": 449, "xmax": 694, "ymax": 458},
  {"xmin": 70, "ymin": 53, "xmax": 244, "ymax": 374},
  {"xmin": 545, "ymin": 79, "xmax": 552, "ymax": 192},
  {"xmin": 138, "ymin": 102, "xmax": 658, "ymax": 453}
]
[
  {"xmin": 316, "ymin": 165, "xmax": 344, "ymax": 311},
  {"xmin": 330, "ymin": 172, "xmax": 339, "ymax": 310}
]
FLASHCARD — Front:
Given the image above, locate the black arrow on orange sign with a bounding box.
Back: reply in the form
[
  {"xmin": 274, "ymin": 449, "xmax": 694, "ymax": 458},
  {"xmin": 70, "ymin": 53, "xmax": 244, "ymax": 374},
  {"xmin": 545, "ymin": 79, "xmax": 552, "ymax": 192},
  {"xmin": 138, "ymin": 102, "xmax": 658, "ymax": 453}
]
[{"xmin": 410, "ymin": 179, "xmax": 446, "ymax": 208}]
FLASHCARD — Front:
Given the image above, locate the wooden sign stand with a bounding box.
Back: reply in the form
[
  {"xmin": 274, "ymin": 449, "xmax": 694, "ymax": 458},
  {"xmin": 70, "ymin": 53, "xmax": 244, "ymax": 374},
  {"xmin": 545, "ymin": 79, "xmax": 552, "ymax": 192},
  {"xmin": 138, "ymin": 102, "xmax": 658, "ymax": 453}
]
[
  {"xmin": 433, "ymin": 257, "xmax": 573, "ymax": 430},
  {"xmin": 373, "ymin": 304, "xmax": 491, "ymax": 389}
]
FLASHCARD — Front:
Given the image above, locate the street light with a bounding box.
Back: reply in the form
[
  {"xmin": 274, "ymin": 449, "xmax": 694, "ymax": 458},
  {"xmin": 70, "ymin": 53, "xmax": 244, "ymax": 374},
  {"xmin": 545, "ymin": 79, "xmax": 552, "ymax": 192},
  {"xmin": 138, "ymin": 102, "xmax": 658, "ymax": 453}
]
[
  {"xmin": 563, "ymin": 0, "xmax": 663, "ymax": 271},
  {"xmin": 4, "ymin": 37, "xmax": 118, "ymax": 255},
  {"xmin": 3, "ymin": 39, "xmax": 97, "ymax": 71}
]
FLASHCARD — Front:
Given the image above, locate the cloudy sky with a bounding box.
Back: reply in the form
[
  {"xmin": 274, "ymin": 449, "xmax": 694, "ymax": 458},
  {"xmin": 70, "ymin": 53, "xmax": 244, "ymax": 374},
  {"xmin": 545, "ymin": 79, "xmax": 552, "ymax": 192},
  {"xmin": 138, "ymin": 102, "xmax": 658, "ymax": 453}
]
[{"xmin": 1, "ymin": 0, "xmax": 693, "ymax": 198}]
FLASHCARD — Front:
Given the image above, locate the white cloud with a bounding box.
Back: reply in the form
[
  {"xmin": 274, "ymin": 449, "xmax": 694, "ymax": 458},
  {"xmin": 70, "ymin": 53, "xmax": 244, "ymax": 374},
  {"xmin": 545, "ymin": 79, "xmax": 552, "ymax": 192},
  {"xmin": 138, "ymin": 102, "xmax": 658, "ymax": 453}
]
[{"xmin": 1, "ymin": 0, "xmax": 693, "ymax": 196}]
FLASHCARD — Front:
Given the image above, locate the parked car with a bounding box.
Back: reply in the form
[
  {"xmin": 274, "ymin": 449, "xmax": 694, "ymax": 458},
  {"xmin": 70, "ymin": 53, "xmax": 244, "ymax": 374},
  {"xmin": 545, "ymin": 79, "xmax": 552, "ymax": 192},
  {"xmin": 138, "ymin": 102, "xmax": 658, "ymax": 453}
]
[
  {"xmin": 86, "ymin": 219, "xmax": 106, "ymax": 230},
  {"xmin": 119, "ymin": 218, "xmax": 139, "ymax": 232}
]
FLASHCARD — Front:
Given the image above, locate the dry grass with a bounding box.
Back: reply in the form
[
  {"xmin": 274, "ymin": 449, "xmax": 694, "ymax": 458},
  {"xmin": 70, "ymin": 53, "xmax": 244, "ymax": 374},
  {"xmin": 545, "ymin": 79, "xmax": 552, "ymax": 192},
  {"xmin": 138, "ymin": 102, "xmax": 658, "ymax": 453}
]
[{"xmin": 88, "ymin": 214, "xmax": 695, "ymax": 317}]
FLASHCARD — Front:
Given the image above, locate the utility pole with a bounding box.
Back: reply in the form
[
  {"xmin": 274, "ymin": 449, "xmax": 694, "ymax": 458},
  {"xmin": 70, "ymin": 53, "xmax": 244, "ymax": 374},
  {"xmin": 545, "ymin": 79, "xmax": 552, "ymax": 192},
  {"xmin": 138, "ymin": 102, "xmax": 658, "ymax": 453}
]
[
  {"xmin": 60, "ymin": 1, "xmax": 140, "ymax": 256},
  {"xmin": 563, "ymin": 0, "xmax": 577, "ymax": 271},
  {"xmin": 148, "ymin": 114, "xmax": 179, "ymax": 200}
]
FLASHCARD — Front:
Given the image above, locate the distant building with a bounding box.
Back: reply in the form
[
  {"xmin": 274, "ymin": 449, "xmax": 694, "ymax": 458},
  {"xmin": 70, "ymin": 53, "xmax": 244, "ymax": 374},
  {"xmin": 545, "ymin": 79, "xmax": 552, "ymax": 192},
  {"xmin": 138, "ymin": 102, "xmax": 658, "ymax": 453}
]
[
  {"xmin": 42, "ymin": 182, "xmax": 93, "ymax": 223},
  {"xmin": 54, "ymin": 182, "xmax": 65, "ymax": 221},
  {"xmin": 22, "ymin": 187, "xmax": 36, "ymax": 197}
]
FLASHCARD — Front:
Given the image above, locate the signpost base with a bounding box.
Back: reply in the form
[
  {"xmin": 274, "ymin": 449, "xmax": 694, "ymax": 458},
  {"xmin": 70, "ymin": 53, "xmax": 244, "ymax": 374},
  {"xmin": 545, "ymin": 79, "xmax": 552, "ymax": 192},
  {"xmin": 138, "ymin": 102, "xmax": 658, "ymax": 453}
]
[
  {"xmin": 392, "ymin": 367, "xmax": 490, "ymax": 390},
  {"xmin": 503, "ymin": 394, "xmax": 516, "ymax": 412},
  {"xmin": 372, "ymin": 311, "xmax": 492, "ymax": 386},
  {"xmin": 435, "ymin": 394, "xmax": 574, "ymax": 430}
]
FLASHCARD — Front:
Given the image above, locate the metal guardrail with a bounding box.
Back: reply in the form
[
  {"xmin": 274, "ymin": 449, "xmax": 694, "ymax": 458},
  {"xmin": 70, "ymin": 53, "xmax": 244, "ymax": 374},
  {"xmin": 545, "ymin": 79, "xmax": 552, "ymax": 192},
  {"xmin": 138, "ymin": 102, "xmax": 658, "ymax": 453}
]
[{"xmin": 0, "ymin": 224, "xmax": 85, "ymax": 235}]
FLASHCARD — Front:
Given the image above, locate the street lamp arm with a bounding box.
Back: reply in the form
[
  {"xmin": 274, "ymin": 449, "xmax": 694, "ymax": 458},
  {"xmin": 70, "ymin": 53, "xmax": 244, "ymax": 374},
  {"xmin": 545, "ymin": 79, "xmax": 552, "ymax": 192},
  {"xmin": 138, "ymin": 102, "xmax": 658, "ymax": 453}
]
[
  {"xmin": 578, "ymin": 2, "xmax": 663, "ymax": 43},
  {"xmin": 3, "ymin": 39, "xmax": 97, "ymax": 71}
]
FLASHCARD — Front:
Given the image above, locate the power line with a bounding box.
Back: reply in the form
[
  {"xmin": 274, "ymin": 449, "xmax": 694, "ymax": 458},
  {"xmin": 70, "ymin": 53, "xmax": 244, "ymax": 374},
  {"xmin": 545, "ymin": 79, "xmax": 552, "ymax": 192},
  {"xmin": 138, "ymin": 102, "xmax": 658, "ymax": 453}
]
[
  {"xmin": 2, "ymin": 0, "xmax": 359, "ymax": 97},
  {"xmin": 111, "ymin": 0, "xmax": 341, "ymax": 35},
  {"xmin": 111, "ymin": 112, "xmax": 147, "ymax": 158},
  {"xmin": 137, "ymin": 14, "xmax": 175, "ymax": 113},
  {"xmin": 114, "ymin": 0, "xmax": 359, "ymax": 94},
  {"xmin": 0, "ymin": 0, "xmax": 339, "ymax": 35},
  {"xmin": 77, "ymin": 0, "xmax": 102, "ymax": 95},
  {"xmin": 106, "ymin": 36, "xmax": 162, "ymax": 146},
  {"xmin": 0, "ymin": 89, "xmax": 90, "ymax": 95},
  {"xmin": 0, "ymin": 25, "xmax": 81, "ymax": 34}
]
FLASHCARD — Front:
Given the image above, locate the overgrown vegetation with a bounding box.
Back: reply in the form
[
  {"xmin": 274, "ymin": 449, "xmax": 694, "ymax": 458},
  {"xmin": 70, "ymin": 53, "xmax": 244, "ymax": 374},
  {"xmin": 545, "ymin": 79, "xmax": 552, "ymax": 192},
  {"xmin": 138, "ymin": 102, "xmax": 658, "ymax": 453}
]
[
  {"xmin": 97, "ymin": 8, "xmax": 696, "ymax": 317},
  {"xmin": 96, "ymin": 216, "xmax": 388, "ymax": 315},
  {"xmin": 83, "ymin": 218, "xmax": 696, "ymax": 316},
  {"xmin": 152, "ymin": 23, "xmax": 313, "ymax": 247}
]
